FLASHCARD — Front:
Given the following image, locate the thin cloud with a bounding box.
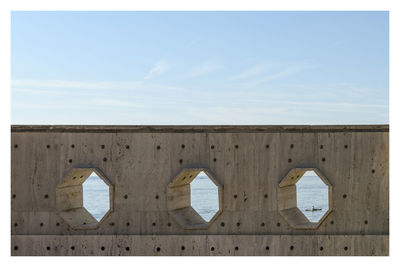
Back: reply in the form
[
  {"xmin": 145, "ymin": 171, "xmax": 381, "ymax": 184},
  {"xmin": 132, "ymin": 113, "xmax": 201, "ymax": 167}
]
[
  {"xmin": 144, "ymin": 60, "xmax": 168, "ymax": 80},
  {"xmin": 186, "ymin": 106, "xmax": 290, "ymax": 124},
  {"xmin": 90, "ymin": 98, "xmax": 143, "ymax": 108},
  {"xmin": 12, "ymin": 102, "xmax": 76, "ymax": 110},
  {"xmin": 11, "ymin": 79, "xmax": 186, "ymax": 93},
  {"xmin": 11, "ymin": 79, "xmax": 121, "ymax": 90},
  {"xmin": 230, "ymin": 64, "xmax": 272, "ymax": 80},
  {"xmin": 185, "ymin": 61, "xmax": 223, "ymax": 78},
  {"xmin": 238, "ymin": 63, "xmax": 317, "ymax": 88},
  {"xmin": 12, "ymin": 88, "xmax": 66, "ymax": 95}
]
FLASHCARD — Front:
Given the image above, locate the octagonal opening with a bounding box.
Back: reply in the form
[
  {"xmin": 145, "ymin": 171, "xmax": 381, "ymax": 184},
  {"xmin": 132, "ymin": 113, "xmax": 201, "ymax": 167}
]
[
  {"xmin": 278, "ymin": 168, "xmax": 332, "ymax": 229},
  {"xmin": 296, "ymin": 171, "xmax": 329, "ymax": 222},
  {"xmin": 83, "ymin": 172, "xmax": 110, "ymax": 222},
  {"xmin": 190, "ymin": 171, "xmax": 219, "ymax": 222},
  {"xmin": 56, "ymin": 168, "xmax": 113, "ymax": 230},
  {"xmin": 167, "ymin": 168, "xmax": 222, "ymax": 229}
]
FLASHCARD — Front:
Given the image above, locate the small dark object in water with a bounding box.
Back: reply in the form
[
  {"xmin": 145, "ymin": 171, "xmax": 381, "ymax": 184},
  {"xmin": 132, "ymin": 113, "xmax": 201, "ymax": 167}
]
[{"xmin": 305, "ymin": 206, "xmax": 322, "ymax": 212}]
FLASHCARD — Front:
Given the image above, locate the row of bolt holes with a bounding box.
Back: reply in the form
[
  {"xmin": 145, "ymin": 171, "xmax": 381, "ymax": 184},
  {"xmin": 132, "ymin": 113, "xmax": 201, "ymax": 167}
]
[
  {"xmin": 11, "ymin": 190, "xmax": 363, "ymax": 201},
  {"xmin": 10, "ymin": 186, "xmax": 367, "ymax": 203},
  {"xmin": 10, "ymin": 191, "xmax": 356, "ymax": 204},
  {"xmin": 13, "ymin": 144, "xmax": 350, "ymax": 150},
  {"xmin": 13, "ymin": 143, "xmax": 373, "ymax": 166},
  {"xmin": 14, "ymin": 143, "xmax": 352, "ymax": 164},
  {"xmin": 11, "ymin": 192, "xmax": 364, "ymax": 221},
  {"xmin": 12, "ymin": 219, "xmax": 370, "ymax": 228},
  {"xmin": 13, "ymin": 245, "xmax": 351, "ymax": 252},
  {"xmin": 12, "ymin": 182, "xmax": 366, "ymax": 227}
]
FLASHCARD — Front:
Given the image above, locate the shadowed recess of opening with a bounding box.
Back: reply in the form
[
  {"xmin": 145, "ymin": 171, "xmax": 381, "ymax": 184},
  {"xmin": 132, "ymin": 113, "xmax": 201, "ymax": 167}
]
[
  {"xmin": 296, "ymin": 171, "xmax": 329, "ymax": 222},
  {"xmin": 190, "ymin": 171, "xmax": 219, "ymax": 222},
  {"xmin": 83, "ymin": 172, "xmax": 110, "ymax": 221}
]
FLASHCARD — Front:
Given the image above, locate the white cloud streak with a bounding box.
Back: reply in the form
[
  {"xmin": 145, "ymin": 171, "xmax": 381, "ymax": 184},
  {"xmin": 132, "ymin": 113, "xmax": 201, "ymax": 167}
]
[
  {"xmin": 144, "ymin": 60, "xmax": 168, "ymax": 80},
  {"xmin": 230, "ymin": 64, "xmax": 272, "ymax": 80},
  {"xmin": 185, "ymin": 60, "xmax": 223, "ymax": 78},
  {"xmin": 11, "ymin": 79, "xmax": 186, "ymax": 93},
  {"xmin": 185, "ymin": 106, "xmax": 291, "ymax": 124},
  {"xmin": 90, "ymin": 98, "xmax": 143, "ymax": 108},
  {"xmin": 241, "ymin": 64, "xmax": 316, "ymax": 88},
  {"xmin": 228, "ymin": 62, "xmax": 318, "ymax": 89}
]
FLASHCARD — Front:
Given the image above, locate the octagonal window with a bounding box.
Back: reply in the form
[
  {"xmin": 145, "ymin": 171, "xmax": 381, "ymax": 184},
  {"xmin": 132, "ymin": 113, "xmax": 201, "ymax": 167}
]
[
  {"xmin": 167, "ymin": 168, "xmax": 222, "ymax": 229},
  {"xmin": 83, "ymin": 172, "xmax": 110, "ymax": 222},
  {"xmin": 278, "ymin": 168, "xmax": 332, "ymax": 229},
  {"xmin": 190, "ymin": 171, "xmax": 219, "ymax": 222},
  {"xmin": 56, "ymin": 168, "xmax": 113, "ymax": 230},
  {"xmin": 296, "ymin": 171, "xmax": 329, "ymax": 222}
]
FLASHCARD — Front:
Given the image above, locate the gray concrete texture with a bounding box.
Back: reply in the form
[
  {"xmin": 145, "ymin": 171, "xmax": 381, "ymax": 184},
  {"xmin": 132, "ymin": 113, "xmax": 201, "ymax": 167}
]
[{"xmin": 11, "ymin": 125, "xmax": 389, "ymax": 256}]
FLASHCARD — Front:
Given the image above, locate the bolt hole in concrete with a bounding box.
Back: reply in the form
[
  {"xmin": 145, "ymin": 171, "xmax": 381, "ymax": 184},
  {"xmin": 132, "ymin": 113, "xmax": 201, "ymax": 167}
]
[
  {"xmin": 82, "ymin": 172, "xmax": 110, "ymax": 221},
  {"xmin": 190, "ymin": 171, "xmax": 219, "ymax": 222},
  {"xmin": 296, "ymin": 171, "xmax": 329, "ymax": 222}
]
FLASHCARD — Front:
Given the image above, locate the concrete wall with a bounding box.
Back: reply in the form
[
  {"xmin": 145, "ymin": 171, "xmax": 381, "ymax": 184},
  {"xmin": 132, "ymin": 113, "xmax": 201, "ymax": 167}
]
[{"xmin": 11, "ymin": 125, "xmax": 389, "ymax": 256}]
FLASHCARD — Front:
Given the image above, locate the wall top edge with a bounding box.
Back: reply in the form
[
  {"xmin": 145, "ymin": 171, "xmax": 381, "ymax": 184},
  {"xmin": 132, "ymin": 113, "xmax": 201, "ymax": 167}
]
[
  {"xmin": 11, "ymin": 124, "xmax": 389, "ymax": 133},
  {"xmin": 11, "ymin": 234, "xmax": 389, "ymax": 238}
]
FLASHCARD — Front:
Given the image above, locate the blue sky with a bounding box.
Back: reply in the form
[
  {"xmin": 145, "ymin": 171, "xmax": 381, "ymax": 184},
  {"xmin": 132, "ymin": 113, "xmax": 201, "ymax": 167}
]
[{"xmin": 11, "ymin": 11, "xmax": 389, "ymax": 124}]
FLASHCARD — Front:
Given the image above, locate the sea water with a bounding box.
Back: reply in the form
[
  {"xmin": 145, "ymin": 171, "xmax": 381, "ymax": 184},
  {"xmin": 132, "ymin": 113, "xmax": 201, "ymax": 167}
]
[
  {"xmin": 82, "ymin": 171, "xmax": 328, "ymax": 223},
  {"xmin": 82, "ymin": 174, "xmax": 110, "ymax": 221},
  {"xmin": 296, "ymin": 172, "xmax": 329, "ymax": 222},
  {"xmin": 190, "ymin": 173, "xmax": 219, "ymax": 222}
]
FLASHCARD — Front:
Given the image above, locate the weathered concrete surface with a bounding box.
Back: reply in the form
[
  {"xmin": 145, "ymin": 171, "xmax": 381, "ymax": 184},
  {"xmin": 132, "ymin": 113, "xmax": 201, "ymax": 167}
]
[
  {"xmin": 11, "ymin": 125, "xmax": 389, "ymax": 256},
  {"xmin": 11, "ymin": 235, "xmax": 388, "ymax": 256}
]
